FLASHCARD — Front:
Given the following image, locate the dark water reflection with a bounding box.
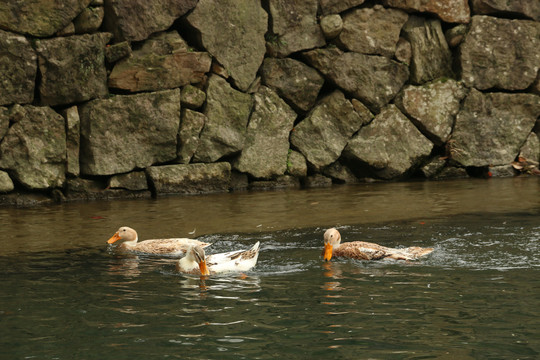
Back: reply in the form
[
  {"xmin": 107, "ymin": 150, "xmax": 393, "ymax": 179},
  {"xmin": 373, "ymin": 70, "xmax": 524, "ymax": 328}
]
[{"xmin": 0, "ymin": 178, "xmax": 539, "ymax": 359}]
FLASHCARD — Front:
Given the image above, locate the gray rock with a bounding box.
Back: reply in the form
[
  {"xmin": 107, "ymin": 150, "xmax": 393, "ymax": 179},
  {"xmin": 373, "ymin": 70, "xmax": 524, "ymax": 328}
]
[
  {"xmin": 286, "ymin": 150, "xmax": 307, "ymax": 178},
  {"xmin": 187, "ymin": 0, "xmax": 267, "ymax": 91},
  {"xmin": 261, "ymin": 58, "xmax": 324, "ymax": 112},
  {"xmin": 181, "ymin": 85, "xmax": 206, "ymax": 109},
  {"xmin": 266, "ymin": 0, "xmax": 325, "ymax": 58},
  {"xmin": 395, "ymin": 37, "xmax": 412, "ymax": 64},
  {"xmin": 488, "ymin": 165, "xmax": 515, "ymax": 178},
  {"xmin": 73, "ymin": 6, "xmax": 104, "ymax": 34},
  {"xmin": 290, "ymin": 90, "xmax": 363, "ymax": 171},
  {"xmin": 233, "ymin": 87, "xmax": 297, "ymax": 179},
  {"xmin": 35, "ymin": 33, "xmax": 110, "ymax": 106},
  {"xmin": 339, "ymin": 6, "xmax": 408, "ymax": 57},
  {"xmin": 433, "ymin": 166, "xmax": 468, "ymax": 180},
  {"xmin": 0, "ymin": 29, "xmax": 37, "ymax": 106},
  {"xmin": 320, "ymin": 0, "xmax": 366, "ymax": 15},
  {"xmin": 146, "ymin": 162, "xmax": 231, "ymax": 195},
  {"xmin": 109, "ymin": 31, "xmax": 211, "ymax": 92},
  {"xmin": 0, "ymin": 105, "xmax": 66, "ymax": 189},
  {"xmin": 0, "ymin": 0, "xmax": 92, "ymax": 37},
  {"xmin": 303, "ymin": 47, "xmax": 409, "ymax": 112},
  {"xmin": 108, "ymin": 171, "xmax": 148, "ymax": 191},
  {"xmin": 103, "ymin": 0, "xmax": 197, "ymax": 41},
  {"xmin": 402, "ymin": 16, "xmax": 453, "ymax": 85},
  {"xmin": 519, "ymin": 133, "xmax": 540, "ymax": 163},
  {"xmin": 0, "ymin": 171, "xmax": 14, "ymax": 193},
  {"xmin": 249, "ymin": 175, "xmax": 300, "ymax": 191},
  {"xmin": 193, "ymin": 76, "xmax": 253, "ymax": 163},
  {"xmin": 350, "ymin": 99, "xmax": 374, "ymax": 126},
  {"xmin": 395, "ymin": 79, "xmax": 468, "ymax": 145},
  {"xmin": 450, "ymin": 89, "xmax": 540, "ymax": 167},
  {"xmin": 230, "ymin": 171, "xmax": 249, "ymax": 191},
  {"xmin": 344, "ymin": 105, "xmax": 433, "ymax": 179},
  {"xmin": 61, "ymin": 106, "xmax": 80, "ymax": 177},
  {"xmin": 459, "ymin": 16, "xmax": 540, "ymax": 91},
  {"xmin": 105, "ymin": 41, "xmax": 131, "ymax": 63},
  {"xmin": 320, "ymin": 14, "xmax": 343, "ymax": 39},
  {"xmin": 471, "ymin": 0, "xmax": 539, "ymax": 21},
  {"xmin": 79, "ymin": 89, "xmax": 180, "ymax": 176},
  {"xmin": 0, "ymin": 107, "xmax": 8, "ymax": 140},
  {"xmin": 383, "ymin": 0, "xmax": 470, "ymax": 23},
  {"xmin": 419, "ymin": 157, "xmax": 447, "ymax": 178},
  {"xmin": 177, "ymin": 109, "xmax": 206, "ymax": 164},
  {"xmin": 445, "ymin": 24, "xmax": 468, "ymax": 48}
]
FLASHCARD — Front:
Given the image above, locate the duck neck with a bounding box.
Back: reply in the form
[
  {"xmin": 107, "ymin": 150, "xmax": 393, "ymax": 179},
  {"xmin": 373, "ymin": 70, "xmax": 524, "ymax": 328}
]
[
  {"xmin": 178, "ymin": 256, "xmax": 199, "ymax": 272},
  {"xmin": 121, "ymin": 235, "xmax": 138, "ymax": 249}
]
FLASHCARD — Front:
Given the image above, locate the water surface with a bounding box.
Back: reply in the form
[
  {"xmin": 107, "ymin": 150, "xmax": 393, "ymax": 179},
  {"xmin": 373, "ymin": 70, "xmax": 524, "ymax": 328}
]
[{"xmin": 0, "ymin": 178, "xmax": 539, "ymax": 359}]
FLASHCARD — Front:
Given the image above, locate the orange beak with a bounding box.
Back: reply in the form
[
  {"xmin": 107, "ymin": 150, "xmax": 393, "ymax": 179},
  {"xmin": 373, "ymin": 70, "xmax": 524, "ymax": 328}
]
[
  {"xmin": 107, "ymin": 232, "xmax": 121, "ymax": 244},
  {"xmin": 323, "ymin": 243, "xmax": 333, "ymax": 261},
  {"xmin": 199, "ymin": 260, "xmax": 210, "ymax": 276}
]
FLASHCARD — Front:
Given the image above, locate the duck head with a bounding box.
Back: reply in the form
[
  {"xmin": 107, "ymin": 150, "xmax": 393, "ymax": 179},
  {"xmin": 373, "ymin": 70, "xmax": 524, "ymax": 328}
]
[
  {"xmin": 107, "ymin": 226, "xmax": 138, "ymax": 244},
  {"xmin": 189, "ymin": 245, "xmax": 210, "ymax": 276},
  {"xmin": 323, "ymin": 228, "xmax": 341, "ymax": 261}
]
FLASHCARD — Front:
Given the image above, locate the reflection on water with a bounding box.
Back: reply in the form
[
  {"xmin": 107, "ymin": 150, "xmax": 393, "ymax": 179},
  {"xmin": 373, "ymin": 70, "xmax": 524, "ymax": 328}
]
[{"xmin": 0, "ymin": 178, "xmax": 539, "ymax": 359}]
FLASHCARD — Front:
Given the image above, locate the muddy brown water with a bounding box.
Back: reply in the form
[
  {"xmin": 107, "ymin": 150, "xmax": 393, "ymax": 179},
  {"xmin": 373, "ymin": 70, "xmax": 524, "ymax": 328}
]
[{"xmin": 0, "ymin": 177, "xmax": 539, "ymax": 359}]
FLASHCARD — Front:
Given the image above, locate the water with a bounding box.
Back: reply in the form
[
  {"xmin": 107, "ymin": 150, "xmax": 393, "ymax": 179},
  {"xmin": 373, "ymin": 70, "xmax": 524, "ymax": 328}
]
[{"xmin": 0, "ymin": 178, "xmax": 539, "ymax": 359}]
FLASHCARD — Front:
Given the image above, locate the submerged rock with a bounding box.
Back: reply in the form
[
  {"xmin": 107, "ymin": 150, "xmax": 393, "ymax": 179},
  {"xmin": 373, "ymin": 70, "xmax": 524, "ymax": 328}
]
[
  {"xmin": 234, "ymin": 87, "xmax": 297, "ymax": 179},
  {"xmin": 187, "ymin": 0, "xmax": 267, "ymax": 91},
  {"xmin": 450, "ymin": 89, "xmax": 540, "ymax": 167},
  {"xmin": 0, "ymin": 30, "xmax": 37, "ymax": 106},
  {"xmin": 460, "ymin": 16, "xmax": 540, "ymax": 91},
  {"xmin": 344, "ymin": 105, "xmax": 433, "ymax": 179},
  {"xmin": 146, "ymin": 162, "xmax": 231, "ymax": 195},
  {"xmin": 0, "ymin": 105, "xmax": 66, "ymax": 190},
  {"xmin": 79, "ymin": 89, "xmax": 180, "ymax": 176},
  {"xmin": 291, "ymin": 90, "xmax": 363, "ymax": 171}
]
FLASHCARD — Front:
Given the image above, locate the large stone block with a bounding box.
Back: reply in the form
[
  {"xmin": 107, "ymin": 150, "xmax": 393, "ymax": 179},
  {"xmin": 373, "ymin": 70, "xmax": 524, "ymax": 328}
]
[
  {"xmin": 233, "ymin": 87, "xmax": 297, "ymax": 179},
  {"xmin": 0, "ymin": 105, "xmax": 66, "ymax": 189},
  {"xmin": 187, "ymin": 0, "xmax": 267, "ymax": 91},
  {"xmin": 451, "ymin": 89, "xmax": 540, "ymax": 167},
  {"xmin": 79, "ymin": 89, "xmax": 180, "ymax": 176},
  {"xmin": 35, "ymin": 33, "xmax": 110, "ymax": 106},
  {"xmin": 146, "ymin": 162, "xmax": 231, "ymax": 195},
  {"xmin": 0, "ymin": 29, "xmax": 37, "ymax": 106},
  {"xmin": 460, "ymin": 16, "xmax": 540, "ymax": 91}
]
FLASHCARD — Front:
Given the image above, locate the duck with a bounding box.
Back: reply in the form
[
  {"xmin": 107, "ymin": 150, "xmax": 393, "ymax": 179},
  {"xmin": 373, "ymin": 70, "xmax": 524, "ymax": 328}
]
[
  {"xmin": 323, "ymin": 228, "xmax": 433, "ymax": 261},
  {"xmin": 177, "ymin": 241, "xmax": 260, "ymax": 275},
  {"xmin": 107, "ymin": 226, "xmax": 211, "ymax": 256}
]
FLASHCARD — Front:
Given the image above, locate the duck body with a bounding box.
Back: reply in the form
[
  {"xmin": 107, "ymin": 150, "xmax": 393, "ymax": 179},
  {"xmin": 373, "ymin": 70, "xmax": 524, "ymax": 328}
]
[
  {"xmin": 323, "ymin": 228, "xmax": 433, "ymax": 261},
  {"xmin": 177, "ymin": 241, "xmax": 260, "ymax": 276},
  {"xmin": 107, "ymin": 226, "xmax": 210, "ymax": 256}
]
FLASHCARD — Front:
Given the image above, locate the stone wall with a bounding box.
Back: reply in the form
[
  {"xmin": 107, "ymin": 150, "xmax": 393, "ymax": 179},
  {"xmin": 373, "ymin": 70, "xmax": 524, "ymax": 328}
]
[{"xmin": 0, "ymin": 0, "xmax": 539, "ymax": 205}]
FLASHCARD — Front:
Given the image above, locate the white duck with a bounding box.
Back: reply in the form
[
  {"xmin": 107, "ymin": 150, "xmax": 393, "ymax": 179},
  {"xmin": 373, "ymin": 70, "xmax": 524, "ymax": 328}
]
[
  {"xmin": 323, "ymin": 228, "xmax": 433, "ymax": 261},
  {"xmin": 107, "ymin": 226, "xmax": 210, "ymax": 256},
  {"xmin": 177, "ymin": 242, "xmax": 260, "ymax": 275}
]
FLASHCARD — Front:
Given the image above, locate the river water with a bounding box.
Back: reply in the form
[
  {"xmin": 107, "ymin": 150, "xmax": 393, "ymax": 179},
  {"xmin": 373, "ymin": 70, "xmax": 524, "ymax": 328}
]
[{"xmin": 0, "ymin": 178, "xmax": 539, "ymax": 359}]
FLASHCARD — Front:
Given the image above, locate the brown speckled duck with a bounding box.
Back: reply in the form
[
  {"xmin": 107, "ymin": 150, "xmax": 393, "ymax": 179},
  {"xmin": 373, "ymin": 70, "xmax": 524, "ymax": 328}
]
[
  {"xmin": 323, "ymin": 228, "xmax": 433, "ymax": 261},
  {"xmin": 107, "ymin": 226, "xmax": 210, "ymax": 256}
]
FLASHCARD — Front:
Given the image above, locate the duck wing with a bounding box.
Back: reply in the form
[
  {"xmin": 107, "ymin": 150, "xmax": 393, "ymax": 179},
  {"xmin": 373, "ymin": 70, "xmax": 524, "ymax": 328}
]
[
  {"xmin": 334, "ymin": 241, "xmax": 390, "ymax": 260},
  {"xmin": 132, "ymin": 238, "xmax": 210, "ymax": 256},
  {"xmin": 207, "ymin": 242, "xmax": 260, "ymax": 273}
]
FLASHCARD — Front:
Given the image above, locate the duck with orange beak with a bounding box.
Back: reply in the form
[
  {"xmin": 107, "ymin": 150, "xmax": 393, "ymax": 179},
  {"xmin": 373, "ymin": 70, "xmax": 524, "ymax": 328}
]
[
  {"xmin": 177, "ymin": 242, "xmax": 260, "ymax": 276},
  {"xmin": 107, "ymin": 226, "xmax": 210, "ymax": 256},
  {"xmin": 323, "ymin": 228, "xmax": 433, "ymax": 261}
]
